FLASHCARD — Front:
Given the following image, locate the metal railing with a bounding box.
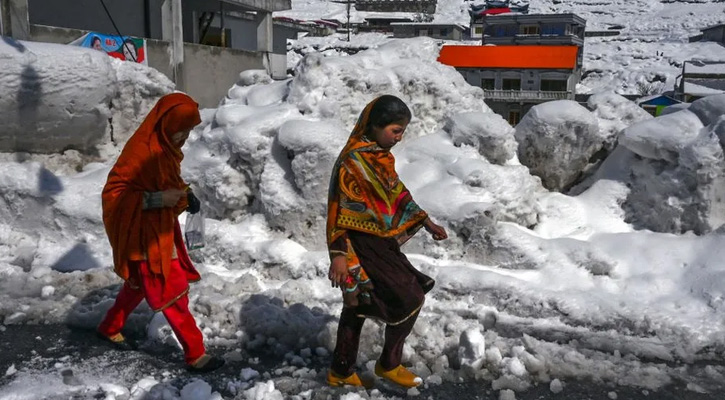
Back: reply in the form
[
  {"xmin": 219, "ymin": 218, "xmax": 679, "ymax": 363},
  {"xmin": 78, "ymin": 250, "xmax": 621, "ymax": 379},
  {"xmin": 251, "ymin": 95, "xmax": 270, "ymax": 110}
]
[{"xmin": 483, "ymin": 90, "xmax": 572, "ymax": 101}]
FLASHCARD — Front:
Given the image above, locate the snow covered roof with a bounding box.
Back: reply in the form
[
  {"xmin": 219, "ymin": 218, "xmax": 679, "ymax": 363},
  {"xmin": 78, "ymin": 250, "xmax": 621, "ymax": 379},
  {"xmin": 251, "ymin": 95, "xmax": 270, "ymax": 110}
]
[
  {"xmin": 438, "ymin": 45, "xmax": 578, "ymax": 69},
  {"xmin": 390, "ymin": 22, "xmax": 467, "ymax": 30},
  {"xmin": 684, "ymin": 62, "xmax": 725, "ymax": 76}
]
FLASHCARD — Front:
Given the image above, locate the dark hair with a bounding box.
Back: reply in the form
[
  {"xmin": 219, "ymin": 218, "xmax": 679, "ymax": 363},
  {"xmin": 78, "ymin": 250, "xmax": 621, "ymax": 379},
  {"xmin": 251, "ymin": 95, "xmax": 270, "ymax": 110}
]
[
  {"xmin": 91, "ymin": 36, "xmax": 101, "ymax": 45},
  {"xmin": 367, "ymin": 95, "xmax": 411, "ymax": 130},
  {"xmin": 123, "ymin": 38, "xmax": 137, "ymax": 50}
]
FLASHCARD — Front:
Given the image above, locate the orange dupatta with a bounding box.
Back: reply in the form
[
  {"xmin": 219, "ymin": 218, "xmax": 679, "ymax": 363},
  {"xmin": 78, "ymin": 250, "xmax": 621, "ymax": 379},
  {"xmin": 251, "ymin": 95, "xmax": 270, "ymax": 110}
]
[{"xmin": 102, "ymin": 93, "xmax": 201, "ymax": 281}]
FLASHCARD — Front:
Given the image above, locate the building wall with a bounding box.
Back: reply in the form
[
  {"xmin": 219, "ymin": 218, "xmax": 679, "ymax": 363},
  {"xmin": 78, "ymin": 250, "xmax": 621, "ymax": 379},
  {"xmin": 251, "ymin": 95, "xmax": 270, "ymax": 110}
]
[
  {"xmin": 479, "ymin": 17, "xmax": 585, "ymax": 46},
  {"xmin": 198, "ymin": 13, "xmax": 295, "ymax": 54},
  {"xmin": 393, "ymin": 25, "xmax": 463, "ymax": 40},
  {"xmin": 355, "ymin": 0, "xmax": 436, "ymax": 13},
  {"xmin": 460, "ymin": 68, "xmax": 573, "ymax": 92},
  {"xmin": 26, "ymin": 0, "xmax": 292, "ymax": 54},
  {"xmin": 703, "ymin": 26, "xmax": 725, "ymax": 43},
  {"xmin": 27, "ymin": 0, "xmax": 163, "ymax": 39},
  {"xmin": 27, "ymin": 24, "xmax": 265, "ymax": 109},
  {"xmin": 484, "ymin": 100, "xmax": 535, "ymax": 126},
  {"xmin": 182, "ymin": 42, "xmax": 265, "ymax": 107}
]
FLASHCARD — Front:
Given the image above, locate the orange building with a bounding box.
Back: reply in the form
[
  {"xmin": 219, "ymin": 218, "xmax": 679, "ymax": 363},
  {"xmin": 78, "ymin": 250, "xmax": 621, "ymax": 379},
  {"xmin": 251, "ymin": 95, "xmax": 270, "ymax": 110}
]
[
  {"xmin": 438, "ymin": 45, "xmax": 581, "ymax": 125},
  {"xmin": 443, "ymin": 12, "xmax": 586, "ymax": 125}
]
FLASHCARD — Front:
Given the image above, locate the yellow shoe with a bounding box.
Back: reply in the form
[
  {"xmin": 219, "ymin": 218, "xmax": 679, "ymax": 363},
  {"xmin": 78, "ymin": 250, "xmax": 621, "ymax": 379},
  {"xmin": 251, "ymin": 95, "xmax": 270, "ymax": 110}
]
[
  {"xmin": 327, "ymin": 370, "xmax": 374, "ymax": 389},
  {"xmin": 374, "ymin": 362, "xmax": 423, "ymax": 388}
]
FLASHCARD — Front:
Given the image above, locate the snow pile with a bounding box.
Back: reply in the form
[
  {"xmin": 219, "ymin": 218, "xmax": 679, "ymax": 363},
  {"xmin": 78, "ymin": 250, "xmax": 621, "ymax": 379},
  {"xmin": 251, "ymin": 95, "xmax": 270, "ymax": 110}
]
[
  {"xmin": 590, "ymin": 94, "xmax": 725, "ymax": 234},
  {"xmin": 514, "ymin": 100, "xmax": 603, "ymax": 191},
  {"xmin": 620, "ymin": 109, "xmax": 703, "ymax": 162},
  {"xmin": 0, "ymin": 39, "xmax": 173, "ymax": 154},
  {"xmin": 184, "ymin": 37, "xmax": 490, "ymax": 248},
  {"xmin": 442, "ymin": 112, "xmax": 517, "ymax": 165},
  {"xmin": 587, "ymin": 92, "xmax": 653, "ymax": 140}
]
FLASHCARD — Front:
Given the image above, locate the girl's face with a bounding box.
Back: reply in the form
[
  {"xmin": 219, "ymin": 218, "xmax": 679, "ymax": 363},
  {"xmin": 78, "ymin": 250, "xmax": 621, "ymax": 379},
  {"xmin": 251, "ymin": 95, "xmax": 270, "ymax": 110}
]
[
  {"xmin": 171, "ymin": 129, "xmax": 191, "ymax": 146},
  {"xmin": 370, "ymin": 119, "xmax": 409, "ymax": 149}
]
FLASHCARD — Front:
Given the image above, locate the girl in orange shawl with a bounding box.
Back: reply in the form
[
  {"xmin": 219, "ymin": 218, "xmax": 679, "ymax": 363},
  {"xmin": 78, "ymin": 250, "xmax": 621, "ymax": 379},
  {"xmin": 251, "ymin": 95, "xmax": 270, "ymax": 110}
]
[
  {"xmin": 97, "ymin": 93, "xmax": 224, "ymax": 373},
  {"xmin": 326, "ymin": 95, "xmax": 448, "ymax": 389}
]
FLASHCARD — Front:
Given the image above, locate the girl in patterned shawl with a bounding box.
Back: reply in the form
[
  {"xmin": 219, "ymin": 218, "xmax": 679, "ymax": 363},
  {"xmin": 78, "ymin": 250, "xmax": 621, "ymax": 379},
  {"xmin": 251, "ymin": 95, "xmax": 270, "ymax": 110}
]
[{"xmin": 326, "ymin": 95, "xmax": 448, "ymax": 389}]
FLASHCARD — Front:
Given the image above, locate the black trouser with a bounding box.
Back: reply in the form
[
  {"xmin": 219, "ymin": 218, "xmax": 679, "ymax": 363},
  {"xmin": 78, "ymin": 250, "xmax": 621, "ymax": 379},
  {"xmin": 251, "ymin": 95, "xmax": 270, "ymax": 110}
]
[{"xmin": 331, "ymin": 307, "xmax": 419, "ymax": 377}]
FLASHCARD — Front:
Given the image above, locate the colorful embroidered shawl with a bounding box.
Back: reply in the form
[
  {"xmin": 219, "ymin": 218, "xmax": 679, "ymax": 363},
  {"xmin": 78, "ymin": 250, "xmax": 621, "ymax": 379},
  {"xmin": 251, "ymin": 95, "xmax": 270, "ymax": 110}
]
[{"xmin": 327, "ymin": 96, "xmax": 428, "ymax": 306}]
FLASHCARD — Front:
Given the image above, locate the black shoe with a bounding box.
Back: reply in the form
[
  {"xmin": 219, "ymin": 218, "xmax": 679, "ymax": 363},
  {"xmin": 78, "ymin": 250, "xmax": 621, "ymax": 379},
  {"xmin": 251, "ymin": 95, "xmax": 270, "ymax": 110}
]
[
  {"xmin": 187, "ymin": 355, "xmax": 226, "ymax": 373},
  {"xmin": 96, "ymin": 331, "xmax": 138, "ymax": 351}
]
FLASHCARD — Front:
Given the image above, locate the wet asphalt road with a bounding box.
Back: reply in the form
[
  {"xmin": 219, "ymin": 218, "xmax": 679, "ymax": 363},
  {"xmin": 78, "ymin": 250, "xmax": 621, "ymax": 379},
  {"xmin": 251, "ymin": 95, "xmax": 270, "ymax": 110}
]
[{"xmin": 0, "ymin": 324, "xmax": 721, "ymax": 400}]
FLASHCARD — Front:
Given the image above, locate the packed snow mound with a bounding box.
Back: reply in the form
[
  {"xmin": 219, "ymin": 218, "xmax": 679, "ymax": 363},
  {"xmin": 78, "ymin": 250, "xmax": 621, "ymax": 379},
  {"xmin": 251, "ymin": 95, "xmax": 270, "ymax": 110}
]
[
  {"xmin": 107, "ymin": 57, "xmax": 176, "ymax": 145},
  {"xmin": 688, "ymin": 94, "xmax": 725, "ymax": 127},
  {"xmin": 393, "ymin": 131, "xmax": 545, "ymax": 262},
  {"xmin": 587, "ymin": 92, "xmax": 653, "ymax": 140},
  {"xmin": 589, "ymin": 95, "xmax": 725, "ymax": 234},
  {"xmin": 184, "ymin": 37, "xmax": 493, "ymax": 248},
  {"xmin": 0, "ymin": 39, "xmax": 114, "ymax": 153},
  {"xmin": 515, "ymin": 100, "xmax": 603, "ymax": 191},
  {"xmin": 287, "ymin": 38, "xmax": 488, "ymax": 138},
  {"xmin": 0, "ymin": 39, "xmax": 173, "ymax": 154},
  {"xmin": 442, "ymin": 112, "xmax": 518, "ymax": 165},
  {"xmin": 620, "ymin": 109, "xmax": 704, "ymax": 162}
]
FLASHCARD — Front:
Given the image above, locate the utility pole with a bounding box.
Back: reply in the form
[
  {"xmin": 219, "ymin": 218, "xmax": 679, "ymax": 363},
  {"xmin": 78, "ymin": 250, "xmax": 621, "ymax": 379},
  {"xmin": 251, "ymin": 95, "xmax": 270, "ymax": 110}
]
[{"xmin": 331, "ymin": 0, "xmax": 355, "ymax": 41}]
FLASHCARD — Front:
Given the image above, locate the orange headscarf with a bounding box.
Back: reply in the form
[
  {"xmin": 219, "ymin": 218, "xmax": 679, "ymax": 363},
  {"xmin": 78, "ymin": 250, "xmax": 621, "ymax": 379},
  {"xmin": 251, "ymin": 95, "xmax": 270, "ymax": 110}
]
[{"xmin": 102, "ymin": 93, "xmax": 201, "ymax": 281}]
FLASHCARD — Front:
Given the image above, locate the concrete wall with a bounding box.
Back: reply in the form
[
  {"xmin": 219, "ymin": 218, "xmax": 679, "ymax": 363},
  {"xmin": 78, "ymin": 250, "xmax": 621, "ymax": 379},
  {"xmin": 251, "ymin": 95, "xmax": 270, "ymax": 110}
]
[
  {"xmin": 29, "ymin": 24, "xmax": 87, "ymax": 43},
  {"xmin": 209, "ymin": 13, "xmax": 296, "ymax": 54},
  {"xmin": 182, "ymin": 42, "xmax": 264, "ymax": 107},
  {"xmin": 28, "ymin": 24, "xmax": 264, "ymax": 109},
  {"xmin": 27, "ymin": 0, "xmax": 163, "ymax": 38},
  {"xmin": 146, "ymin": 38, "xmax": 265, "ymax": 108},
  {"xmin": 25, "ymin": 0, "xmax": 291, "ymax": 53}
]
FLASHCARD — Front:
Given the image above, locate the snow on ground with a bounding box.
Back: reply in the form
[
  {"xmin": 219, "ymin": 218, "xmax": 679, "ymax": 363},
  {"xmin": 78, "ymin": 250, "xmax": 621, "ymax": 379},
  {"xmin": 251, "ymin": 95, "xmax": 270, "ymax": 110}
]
[{"xmin": 5, "ymin": 32, "xmax": 725, "ymax": 400}]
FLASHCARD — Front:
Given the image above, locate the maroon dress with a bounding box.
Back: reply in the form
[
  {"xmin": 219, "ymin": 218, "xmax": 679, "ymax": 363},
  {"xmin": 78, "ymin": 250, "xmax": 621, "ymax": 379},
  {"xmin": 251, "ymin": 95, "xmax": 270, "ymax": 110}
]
[{"xmin": 346, "ymin": 230, "xmax": 434, "ymax": 325}]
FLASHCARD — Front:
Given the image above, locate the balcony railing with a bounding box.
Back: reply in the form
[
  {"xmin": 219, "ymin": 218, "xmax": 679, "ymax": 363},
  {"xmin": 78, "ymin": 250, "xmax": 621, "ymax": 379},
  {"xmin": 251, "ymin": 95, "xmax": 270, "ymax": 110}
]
[{"xmin": 483, "ymin": 90, "xmax": 572, "ymax": 101}]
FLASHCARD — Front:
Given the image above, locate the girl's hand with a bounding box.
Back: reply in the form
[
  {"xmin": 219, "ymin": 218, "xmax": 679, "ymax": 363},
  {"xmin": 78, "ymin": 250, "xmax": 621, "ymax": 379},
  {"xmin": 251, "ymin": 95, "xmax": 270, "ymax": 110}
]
[
  {"xmin": 329, "ymin": 255, "xmax": 349, "ymax": 288},
  {"xmin": 424, "ymin": 218, "xmax": 448, "ymax": 241},
  {"xmin": 161, "ymin": 189, "xmax": 186, "ymax": 207}
]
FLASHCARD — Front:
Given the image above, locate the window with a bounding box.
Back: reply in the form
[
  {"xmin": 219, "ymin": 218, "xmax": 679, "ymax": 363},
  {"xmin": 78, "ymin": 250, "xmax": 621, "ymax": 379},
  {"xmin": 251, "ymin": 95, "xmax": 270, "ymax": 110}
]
[
  {"xmin": 494, "ymin": 25, "xmax": 517, "ymax": 37},
  {"xmin": 508, "ymin": 110, "xmax": 521, "ymax": 126},
  {"xmin": 475, "ymin": 27, "xmax": 483, "ymax": 35},
  {"xmin": 502, "ymin": 78, "xmax": 521, "ymax": 90},
  {"xmin": 540, "ymin": 79, "xmax": 568, "ymax": 92},
  {"xmin": 418, "ymin": 29, "xmax": 428, "ymax": 37},
  {"xmin": 440, "ymin": 28, "xmax": 449, "ymax": 37},
  {"xmin": 200, "ymin": 27, "xmax": 232, "ymax": 48},
  {"xmin": 541, "ymin": 24, "xmax": 565, "ymax": 36},
  {"xmin": 481, "ymin": 79, "xmax": 495, "ymax": 90},
  {"xmin": 521, "ymin": 25, "xmax": 540, "ymax": 35}
]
